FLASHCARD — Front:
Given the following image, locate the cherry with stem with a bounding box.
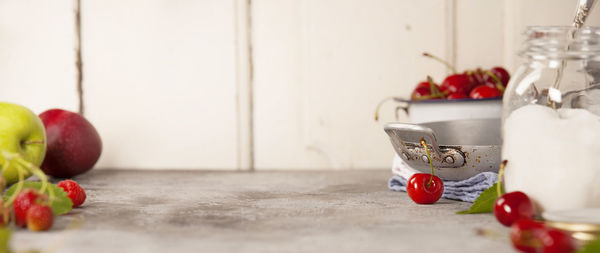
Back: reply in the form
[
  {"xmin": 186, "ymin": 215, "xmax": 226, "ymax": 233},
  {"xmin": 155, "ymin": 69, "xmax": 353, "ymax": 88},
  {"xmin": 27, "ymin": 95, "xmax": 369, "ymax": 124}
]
[
  {"xmin": 421, "ymin": 138, "xmax": 435, "ymax": 188},
  {"xmin": 494, "ymin": 160, "xmax": 536, "ymax": 227},
  {"xmin": 374, "ymin": 96, "xmax": 399, "ymax": 121},
  {"xmin": 405, "ymin": 138, "xmax": 444, "ymax": 204},
  {"xmin": 423, "ymin": 52, "xmax": 457, "ymax": 73},
  {"xmin": 485, "ymin": 71, "xmax": 506, "ymax": 93}
]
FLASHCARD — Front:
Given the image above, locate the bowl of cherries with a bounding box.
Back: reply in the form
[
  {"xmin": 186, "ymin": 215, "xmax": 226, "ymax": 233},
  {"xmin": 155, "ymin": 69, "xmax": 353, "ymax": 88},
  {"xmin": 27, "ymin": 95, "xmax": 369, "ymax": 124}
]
[{"xmin": 375, "ymin": 53, "xmax": 510, "ymax": 124}]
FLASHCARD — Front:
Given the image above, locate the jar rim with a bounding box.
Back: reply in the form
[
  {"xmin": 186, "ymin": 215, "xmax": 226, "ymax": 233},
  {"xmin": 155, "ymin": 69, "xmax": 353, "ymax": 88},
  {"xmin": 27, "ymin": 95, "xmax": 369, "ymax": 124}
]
[
  {"xmin": 520, "ymin": 26, "xmax": 600, "ymax": 60},
  {"xmin": 525, "ymin": 26, "xmax": 600, "ymax": 33}
]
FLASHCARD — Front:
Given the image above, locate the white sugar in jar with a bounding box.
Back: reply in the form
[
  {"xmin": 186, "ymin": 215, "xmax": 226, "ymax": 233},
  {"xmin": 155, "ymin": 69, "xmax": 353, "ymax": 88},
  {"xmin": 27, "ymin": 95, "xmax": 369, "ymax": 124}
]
[{"xmin": 503, "ymin": 105, "xmax": 600, "ymax": 212}]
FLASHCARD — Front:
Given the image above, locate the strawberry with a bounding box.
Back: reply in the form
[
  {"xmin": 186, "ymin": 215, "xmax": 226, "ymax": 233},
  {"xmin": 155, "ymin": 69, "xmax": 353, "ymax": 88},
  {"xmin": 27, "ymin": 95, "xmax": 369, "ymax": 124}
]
[
  {"xmin": 26, "ymin": 204, "xmax": 53, "ymax": 231},
  {"xmin": 57, "ymin": 180, "xmax": 86, "ymax": 207},
  {"xmin": 13, "ymin": 189, "xmax": 46, "ymax": 227}
]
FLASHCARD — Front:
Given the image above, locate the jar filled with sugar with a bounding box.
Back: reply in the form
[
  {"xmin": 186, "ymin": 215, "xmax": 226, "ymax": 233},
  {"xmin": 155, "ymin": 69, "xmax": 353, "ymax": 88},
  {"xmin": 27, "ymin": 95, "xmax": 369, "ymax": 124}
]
[{"xmin": 502, "ymin": 26, "xmax": 600, "ymax": 213}]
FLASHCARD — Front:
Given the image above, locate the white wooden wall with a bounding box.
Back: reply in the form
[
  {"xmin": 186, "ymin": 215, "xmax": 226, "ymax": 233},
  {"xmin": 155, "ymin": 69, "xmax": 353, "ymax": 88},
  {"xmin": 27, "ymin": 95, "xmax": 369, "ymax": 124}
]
[{"xmin": 0, "ymin": 0, "xmax": 599, "ymax": 170}]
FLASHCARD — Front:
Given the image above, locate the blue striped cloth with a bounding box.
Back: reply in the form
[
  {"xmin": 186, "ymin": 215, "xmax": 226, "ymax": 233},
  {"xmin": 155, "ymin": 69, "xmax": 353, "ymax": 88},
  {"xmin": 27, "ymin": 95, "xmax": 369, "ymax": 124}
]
[{"xmin": 388, "ymin": 172, "xmax": 498, "ymax": 202}]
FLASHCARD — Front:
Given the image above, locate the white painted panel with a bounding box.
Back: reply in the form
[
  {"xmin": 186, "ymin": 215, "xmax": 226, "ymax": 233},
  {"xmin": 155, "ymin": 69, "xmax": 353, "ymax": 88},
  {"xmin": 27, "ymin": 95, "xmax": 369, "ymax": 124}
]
[
  {"xmin": 504, "ymin": 0, "xmax": 600, "ymax": 72},
  {"xmin": 253, "ymin": 0, "xmax": 450, "ymax": 169},
  {"xmin": 83, "ymin": 1, "xmax": 238, "ymax": 169},
  {"xmin": 0, "ymin": 1, "xmax": 78, "ymax": 113},
  {"xmin": 455, "ymin": 0, "xmax": 505, "ymax": 71}
]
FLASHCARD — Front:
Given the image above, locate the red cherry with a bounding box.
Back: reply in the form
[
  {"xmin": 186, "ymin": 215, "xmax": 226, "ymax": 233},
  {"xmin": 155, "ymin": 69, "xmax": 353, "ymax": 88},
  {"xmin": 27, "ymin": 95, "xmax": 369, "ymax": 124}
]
[
  {"xmin": 411, "ymin": 87, "xmax": 432, "ymax": 100},
  {"xmin": 406, "ymin": 173, "xmax": 444, "ymax": 204},
  {"xmin": 485, "ymin": 67, "xmax": 510, "ymax": 86},
  {"xmin": 494, "ymin": 191, "xmax": 536, "ymax": 227},
  {"xmin": 440, "ymin": 74, "xmax": 472, "ymax": 95},
  {"xmin": 510, "ymin": 219, "xmax": 576, "ymax": 253},
  {"xmin": 465, "ymin": 69, "xmax": 486, "ymax": 87},
  {"xmin": 415, "ymin": 81, "xmax": 431, "ymax": 90},
  {"xmin": 483, "ymin": 81, "xmax": 498, "ymax": 88},
  {"xmin": 411, "ymin": 78, "xmax": 443, "ymax": 101},
  {"xmin": 469, "ymin": 85, "xmax": 502, "ymax": 99},
  {"xmin": 540, "ymin": 228, "xmax": 576, "ymax": 253},
  {"xmin": 510, "ymin": 219, "xmax": 546, "ymax": 253},
  {"xmin": 446, "ymin": 93, "xmax": 468, "ymax": 100}
]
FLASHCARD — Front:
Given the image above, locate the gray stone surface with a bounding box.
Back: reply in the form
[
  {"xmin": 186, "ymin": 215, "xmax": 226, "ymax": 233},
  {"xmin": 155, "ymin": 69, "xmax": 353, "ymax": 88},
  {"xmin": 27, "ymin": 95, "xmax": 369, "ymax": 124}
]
[{"xmin": 12, "ymin": 170, "xmax": 513, "ymax": 253}]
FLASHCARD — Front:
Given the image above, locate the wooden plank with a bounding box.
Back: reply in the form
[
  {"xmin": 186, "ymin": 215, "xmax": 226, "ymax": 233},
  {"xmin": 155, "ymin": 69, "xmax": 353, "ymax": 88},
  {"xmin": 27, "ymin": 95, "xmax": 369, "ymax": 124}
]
[
  {"xmin": 455, "ymin": 0, "xmax": 505, "ymax": 71},
  {"xmin": 234, "ymin": 0, "xmax": 254, "ymax": 171},
  {"xmin": 0, "ymin": 0, "xmax": 78, "ymax": 113},
  {"xmin": 252, "ymin": 0, "xmax": 450, "ymax": 169},
  {"xmin": 82, "ymin": 0, "xmax": 239, "ymax": 169}
]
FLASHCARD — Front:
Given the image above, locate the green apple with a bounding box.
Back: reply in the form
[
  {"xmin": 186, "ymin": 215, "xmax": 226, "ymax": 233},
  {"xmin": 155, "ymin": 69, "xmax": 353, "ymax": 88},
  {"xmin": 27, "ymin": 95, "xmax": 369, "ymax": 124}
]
[{"xmin": 0, "ymin": 102, "xmax": 46, "ymax": 184}]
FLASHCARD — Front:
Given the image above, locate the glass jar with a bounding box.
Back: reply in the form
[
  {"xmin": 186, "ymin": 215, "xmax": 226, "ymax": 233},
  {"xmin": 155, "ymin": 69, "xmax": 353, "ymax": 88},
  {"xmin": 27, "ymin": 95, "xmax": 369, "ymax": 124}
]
[{"xmin": 502, "ymin": 26, "xmax": 600, "ymax": 213}]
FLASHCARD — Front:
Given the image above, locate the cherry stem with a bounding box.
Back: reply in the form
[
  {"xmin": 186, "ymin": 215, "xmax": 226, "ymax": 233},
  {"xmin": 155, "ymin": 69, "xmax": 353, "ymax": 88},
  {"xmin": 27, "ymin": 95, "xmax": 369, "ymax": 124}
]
[
  {"xmin": 420, "ymin": 138, "xmax": 435, "ymax": 187},
  {"xmin": 496, "ymin": 160, "xmax": 508, "ymax": 198},
  {"xmin": 485, "ymin": 71, "xmax": 505, "ymax": 93},
  {"xmin": 412, "ymin": 92, "xmax": 449, "ymax": 101},
  {"xmin": 423, "ymin": 52, "xmax": 457, "ymax": 74},
  {"xmin": 427, "ymin": 76, "xmax": 445, "ymax": 99},
  {"xmin": 374, "ymin": 96, "xmax": 400, "ymax": 121},
  {"xmin": 23, "ymin": 140, "xmax": 45, "ymax": 145}
]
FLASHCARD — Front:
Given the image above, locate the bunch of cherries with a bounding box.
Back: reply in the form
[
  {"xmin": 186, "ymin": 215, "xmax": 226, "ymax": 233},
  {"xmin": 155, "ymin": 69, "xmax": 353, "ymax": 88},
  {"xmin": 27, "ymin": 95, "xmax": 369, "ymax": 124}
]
[
  {"xmin": 411, "ymin": 53, "xmax": 510, "ymax": 101},
  {"xmin": 493, "ymin": 161, "xmax": 577, "ymax": 253},
  {"xmin": 406, "ymin": 155, "xmax": 579, "ymax": 252}
]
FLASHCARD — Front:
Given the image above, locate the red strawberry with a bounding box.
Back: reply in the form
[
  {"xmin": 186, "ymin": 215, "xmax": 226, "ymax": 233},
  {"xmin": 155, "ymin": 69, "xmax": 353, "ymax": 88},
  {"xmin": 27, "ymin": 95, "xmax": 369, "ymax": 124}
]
[
  {"xmin": 57, "ymin": 180, "xmax": 86, "ymax": 207},
  {"xmin": 26, "ymin": 204, "xmax": 53, "ymax": 231},
  {"xmin": 13, "ymin": 189, "xmax": 46, "ymax": 227}
]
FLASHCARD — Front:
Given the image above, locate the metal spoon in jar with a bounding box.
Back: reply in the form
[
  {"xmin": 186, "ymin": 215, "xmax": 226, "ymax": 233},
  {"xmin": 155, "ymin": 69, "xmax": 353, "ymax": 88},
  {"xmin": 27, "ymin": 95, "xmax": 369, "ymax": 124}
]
[
  {"xmin": 547, "ymin": 0, "xmax": 598, "ymax": 108},
  {"xmin": 574, "ymin": 0, "xmax": 598, "ymax": 29}
]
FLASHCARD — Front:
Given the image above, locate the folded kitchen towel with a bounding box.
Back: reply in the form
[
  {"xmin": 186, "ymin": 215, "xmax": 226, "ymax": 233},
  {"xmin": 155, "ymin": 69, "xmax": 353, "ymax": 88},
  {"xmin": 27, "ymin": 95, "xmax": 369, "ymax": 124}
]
[{"xmin": 388, "ymin": 154, "xmax": 498, "ymax": 203}]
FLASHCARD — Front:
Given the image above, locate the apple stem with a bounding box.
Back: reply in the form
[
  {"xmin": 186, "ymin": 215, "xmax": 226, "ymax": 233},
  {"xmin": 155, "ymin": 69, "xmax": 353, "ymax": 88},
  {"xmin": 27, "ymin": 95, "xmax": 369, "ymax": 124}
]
[
  {"xmin": 23, "ymin": 140, "xmax": 45, "ymax": 145},
  {"xmin": 485, "ymin": 71, "xmax": 505, "ymax": 93},
  {"xmin": 374, "ymin": 96, "xmax": 400, "ymax": 121},
  {"xmin": 496, "ymin": 160, "xmax": 508, "ymax": 198},
  {"xmin": 420, "ymin": 138, "xmax": 435, "ymax": 187},
  {"xmin": 423, "ymin": 52, "xmax": 457, "ymax": 74}
]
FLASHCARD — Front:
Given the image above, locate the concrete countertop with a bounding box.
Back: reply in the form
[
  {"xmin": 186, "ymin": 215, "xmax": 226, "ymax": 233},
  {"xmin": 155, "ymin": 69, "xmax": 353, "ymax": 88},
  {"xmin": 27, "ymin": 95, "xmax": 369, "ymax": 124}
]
[{"xmin": 12, "ymin": 170, "xmax": 513, "ymax": 253}]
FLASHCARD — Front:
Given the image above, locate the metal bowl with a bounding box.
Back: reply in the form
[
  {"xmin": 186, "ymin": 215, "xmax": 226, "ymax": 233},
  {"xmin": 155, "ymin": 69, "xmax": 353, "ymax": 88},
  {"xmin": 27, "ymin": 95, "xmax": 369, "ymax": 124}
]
[
  {"xmin": 392, "ymin": 97, "xmax": 502, "ymax": 124},
  {"xmin": 384, "ymin": 118, "xmax": 501, "ymax": 180}
]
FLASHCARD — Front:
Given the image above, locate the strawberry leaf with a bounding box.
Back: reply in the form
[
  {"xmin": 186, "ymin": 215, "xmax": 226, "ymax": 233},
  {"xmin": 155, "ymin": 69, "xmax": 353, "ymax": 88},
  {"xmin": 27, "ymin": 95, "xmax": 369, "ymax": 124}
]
[
  {"xmin": 4, "ymin": 182, "xmax": 73, "ymax": 215},
  {"xmin": 456, "ymin": 183, "xmax": 500, "ymax": 214},
  {"xmin": 578, "ymin": 238, "xmax": 600, "ymax": 253}
]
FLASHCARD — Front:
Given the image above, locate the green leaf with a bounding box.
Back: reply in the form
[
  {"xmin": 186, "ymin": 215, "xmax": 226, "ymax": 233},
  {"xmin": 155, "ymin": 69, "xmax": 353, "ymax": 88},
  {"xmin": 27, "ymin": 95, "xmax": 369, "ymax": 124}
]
[
  {"xmin": 578, "ymin": 238, "xmax": 600, "ymax": 253},
  {"xmin": 456, "ymin": 183, "xmax": 501, "ymax": 214},
  {"xmin": 4, "ymin": 182, "xmax": 73, "ymax": 215}
]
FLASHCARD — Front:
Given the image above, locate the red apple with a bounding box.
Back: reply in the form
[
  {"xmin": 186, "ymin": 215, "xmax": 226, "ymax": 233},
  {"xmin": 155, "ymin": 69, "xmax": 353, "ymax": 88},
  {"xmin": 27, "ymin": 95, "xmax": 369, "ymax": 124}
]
[{"xmin": 39, "ymin": 109, "xmax": 102, "ymax": 178}]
